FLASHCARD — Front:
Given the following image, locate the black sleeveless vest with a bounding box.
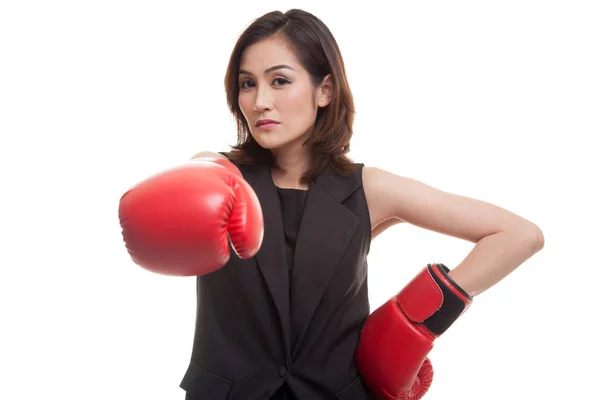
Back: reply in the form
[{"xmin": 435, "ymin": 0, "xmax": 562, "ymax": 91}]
[{"xmin": 180, "ymin": 158, "xmax": 374, "ymax": 400}]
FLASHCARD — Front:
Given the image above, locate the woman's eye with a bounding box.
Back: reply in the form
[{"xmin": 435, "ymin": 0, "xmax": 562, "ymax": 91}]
[
  {"xmin": 239, "ymin": 80, "xmax": 254, "ymax": 89},
  {"xmin": 273, "ymin": 78, "xmax": 290, "ymax": 86},
  {"xmin": 239, "ymin": 78, "xmax": 289, "ymax": 89}
]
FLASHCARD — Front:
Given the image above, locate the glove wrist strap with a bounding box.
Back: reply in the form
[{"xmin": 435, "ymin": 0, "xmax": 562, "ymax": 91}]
[{"xmin": 397, "ymin": 263, "xmax": 473, "ymax": 337}]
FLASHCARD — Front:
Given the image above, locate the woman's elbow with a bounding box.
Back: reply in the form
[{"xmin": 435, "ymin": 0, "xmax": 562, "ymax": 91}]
[{"xmin": 527, "ymin": 224, "xmax": 545, "ymax": 252}]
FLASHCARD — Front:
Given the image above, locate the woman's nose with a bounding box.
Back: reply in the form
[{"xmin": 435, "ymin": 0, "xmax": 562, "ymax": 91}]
[{"xmin": 253, "ymin": 86, "xmax": 273, "ymax": 112}]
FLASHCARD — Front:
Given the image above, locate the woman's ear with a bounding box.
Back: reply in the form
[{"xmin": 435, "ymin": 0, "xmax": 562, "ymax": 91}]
[{"xmin": 316, "ymin": 74, "xmax": 333, "ymax": 107}]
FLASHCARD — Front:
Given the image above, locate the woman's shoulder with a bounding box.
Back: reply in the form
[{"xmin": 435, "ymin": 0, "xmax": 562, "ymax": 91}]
[
  {"xmin": 361, "ymin": 165, "xmax": 426, "ymax": 205},
  {"xmin": 361, "ymin": 165, "xmax": 409, "ymax": 229},
  {"xmin": 360, "ymin": 165, "xmax": 386, "ymax": 187}
]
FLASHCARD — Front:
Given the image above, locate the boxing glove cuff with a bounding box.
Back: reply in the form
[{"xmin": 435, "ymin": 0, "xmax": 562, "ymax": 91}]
[{"xmin": 396, "ymin": 263, "xmax": 472, "ymax": 337}]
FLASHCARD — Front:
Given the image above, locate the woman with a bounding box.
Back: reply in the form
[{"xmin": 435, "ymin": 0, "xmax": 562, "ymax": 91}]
[{"xmin": 119, "ymin": 8, "xmax": 544, "ymax": 400}]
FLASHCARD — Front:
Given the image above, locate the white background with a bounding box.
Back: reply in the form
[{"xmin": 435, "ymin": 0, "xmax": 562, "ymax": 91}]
[{"xmin": 1, "ymin": 0, "xmax": 598, "ymax": 399}]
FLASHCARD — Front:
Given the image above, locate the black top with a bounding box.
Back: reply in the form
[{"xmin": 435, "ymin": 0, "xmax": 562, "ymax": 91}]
[
  {"xmin": 277, "ymin": 187, "xmax": 309, "ymax": 280},
  {"xmin": 270, "ymin": 187, "xmax": 308, "ymax": 399}
]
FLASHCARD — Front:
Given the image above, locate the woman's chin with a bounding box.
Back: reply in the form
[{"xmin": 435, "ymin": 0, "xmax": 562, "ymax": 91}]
[
  {"xmin": 251, "ymin": 130, "xmax": 307, "ymax": 151},
  {"xmin": 252, "ymin": 133, "xmax": 284, "ymax": 150}
]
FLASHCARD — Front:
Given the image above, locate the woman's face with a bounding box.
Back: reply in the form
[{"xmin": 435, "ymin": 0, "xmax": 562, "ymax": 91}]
[{"xmin": 237, "ymin": 36, "xmax": 331, "ymax": 153}]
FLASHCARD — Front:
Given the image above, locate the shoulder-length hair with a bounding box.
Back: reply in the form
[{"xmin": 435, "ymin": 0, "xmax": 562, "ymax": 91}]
[{"xmin": 223, "ymin": 9, "xmax": 357, "ymax": 184}]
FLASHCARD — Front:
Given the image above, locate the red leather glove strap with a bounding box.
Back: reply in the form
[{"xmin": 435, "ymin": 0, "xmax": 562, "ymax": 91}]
[
  {"xmin": 397, "ymin": 267, "xmax": 443, "ymax": 323},
  {"xmin": 397, "ymin": 263, "xmax": 473, "ymax": 337}
]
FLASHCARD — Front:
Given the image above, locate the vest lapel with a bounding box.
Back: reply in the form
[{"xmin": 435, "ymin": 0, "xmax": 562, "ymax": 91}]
[
  {"xmin": 241, "ymin": 162, "xmax": 291, "ymax": 353},
  {"xmin": 289, "ymin": 165, "xmax": 361, "ymax": 354}
]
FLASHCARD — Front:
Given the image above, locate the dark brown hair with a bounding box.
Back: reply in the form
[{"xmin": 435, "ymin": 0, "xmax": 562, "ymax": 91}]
[{"xmin": 223, "ymin": 9, "xmax": 357, "ymax": 184}]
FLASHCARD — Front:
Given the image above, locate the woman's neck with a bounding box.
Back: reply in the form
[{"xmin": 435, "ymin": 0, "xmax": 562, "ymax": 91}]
[{"xmin": 271, "ymin": 149, "xmax": 311, "ymax": 190}]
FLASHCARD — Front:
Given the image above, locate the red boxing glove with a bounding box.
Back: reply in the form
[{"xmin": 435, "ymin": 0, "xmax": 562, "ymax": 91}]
[
  {"xmin": 355, "ymin": 263, "xmax": 472, "ymax": 399},
  {"xmin": 118, "ymin": 157, "xmax": 264, "ymax": 276}
]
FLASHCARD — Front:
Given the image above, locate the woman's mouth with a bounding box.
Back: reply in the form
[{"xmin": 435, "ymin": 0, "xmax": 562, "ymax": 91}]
[{"xmin": 255, "ymin": 119, "xmax": 280, "ymax": 129}]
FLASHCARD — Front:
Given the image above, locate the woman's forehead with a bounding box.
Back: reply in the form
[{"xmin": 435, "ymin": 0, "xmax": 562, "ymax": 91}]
[{"xmin": 240, "ymin": 37, "xmax": 300, "ymax": 73}]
